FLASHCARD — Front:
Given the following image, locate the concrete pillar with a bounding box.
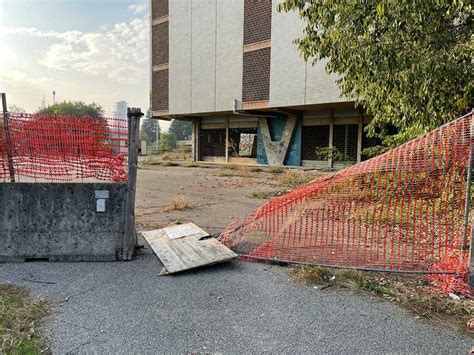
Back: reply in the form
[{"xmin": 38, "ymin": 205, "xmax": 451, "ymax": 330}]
[
  {"xmin": 195, "ymin": 119, "xmax": 200, "ymax": 161},
  {"xmin": 328, "ymin": 110, "xmax": 334, "ymax": 169},
  {"xmin": 191, "ymin": 120, "xmax": 196, "ymax": 162},
  {"xmin": 357, "ymin": 113, "xmax": 363, "ymax": 163},
  {"xmin": 225, "ymin": 116, "xmax": 229, "ymax": 163}
]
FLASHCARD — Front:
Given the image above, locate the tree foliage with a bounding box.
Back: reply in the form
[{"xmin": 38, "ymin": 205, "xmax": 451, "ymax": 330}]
[
  {"xmin": 159, "ymin": 132, "xmax": 177, "ymax": 152},
  {"xmin": 279, "ymin": 0, "xmax": 473, "ymax": 146},
  {"xmin": 169, "ymin": 119, "xmax": 192, "ymax": 141},
  {"xmin": 140, "ymin": 118, "xmax": 161, "ymax": 144},
  {"xmin": 37, "ymin": 101, "xmax": 104, "ymax": 118}
]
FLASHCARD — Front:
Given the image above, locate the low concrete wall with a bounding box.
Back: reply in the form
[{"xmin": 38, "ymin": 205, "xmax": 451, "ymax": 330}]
[{"xmin": 0, "ymin": 183, "xmax": 127, "ymax": 262}]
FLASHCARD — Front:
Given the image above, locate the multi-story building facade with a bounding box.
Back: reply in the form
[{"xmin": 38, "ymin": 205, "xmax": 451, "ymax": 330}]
[{"xmin": 150, "ymin": 0, "xmax": 378, "ymax": 167}]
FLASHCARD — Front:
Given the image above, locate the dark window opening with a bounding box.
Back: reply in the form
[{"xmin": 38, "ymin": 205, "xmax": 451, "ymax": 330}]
[
  {"xmin": 361, "ymin": 124, "xmax": 383, "ymax": 161},
  {"xmin": 333, "ymin": 124, "xmax": 358, "ymax": 162},
  {"xmin": 228, "ymin": 128, "xmax": 257, "ymax": 158},
  {"xmin": 199, "ymin": 129, "xmax": 226, "ymax": 157},
  {"xmin": 301, "ymin": 125, "xmax": 330, "ymax": 160}
]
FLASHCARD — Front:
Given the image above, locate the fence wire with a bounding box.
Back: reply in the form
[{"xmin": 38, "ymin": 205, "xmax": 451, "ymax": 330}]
[
  {"xmin": 0, "ymin": 113, "xmax": 128, "ymax": 182},
  {"xmin": 220, "ymin": 114, "xmax": 473, "ymax": 285}
]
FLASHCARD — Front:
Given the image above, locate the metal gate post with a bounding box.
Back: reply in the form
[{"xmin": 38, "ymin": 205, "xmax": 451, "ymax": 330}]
[
  {"xmin": 123, "ymin": 107, "xmax": 143, "ymax": 260},
  {"xmin": 464, "ymin": 112, "xmax": 474, "ymax": 286},
  {"xmin": 1, "ymin": 93, "xmax": 15, "ymax": 182}
]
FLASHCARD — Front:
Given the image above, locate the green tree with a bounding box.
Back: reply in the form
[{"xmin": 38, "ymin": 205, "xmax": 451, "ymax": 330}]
[
  {"xmin": 279, "ymin": 1, "xmax": 473, "ymax": 147},
  {"xmin": 37, "ymin": 101, "xmax": 104, "ymax": 118},
  {"xmin": 140, "ymin": 118, "xmax": 161, "ymax": 144},
  {"xmin": 169, "ymin": 119, "xmax": 192, "ymax": 140},
  {"xmin": 159, "ymin": 132, "xmax": 177, "ymax": 152}
]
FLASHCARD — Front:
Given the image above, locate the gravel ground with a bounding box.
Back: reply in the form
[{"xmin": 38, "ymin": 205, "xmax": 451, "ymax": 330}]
[{"xmin": 1, "ymin": 165, "xmax": 472, "ymax": 353}]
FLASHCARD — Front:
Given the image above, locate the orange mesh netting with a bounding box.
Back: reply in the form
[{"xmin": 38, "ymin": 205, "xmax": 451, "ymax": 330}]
[
  {"xmin": 0, "ymin": 113, "xmax": 128, "ymax": 182},
  {"xmin": 220, "ymin": 113, "xmax": 473, "ymax": 294}
]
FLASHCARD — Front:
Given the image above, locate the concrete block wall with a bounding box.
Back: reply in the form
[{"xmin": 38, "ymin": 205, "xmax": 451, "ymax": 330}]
[
  {"xmin": 1, "ymin": 183, "xmax": 127, "ymax": 262},
  {"xmin": 269, "ymin": 1, "xmax": 344, "ymax": 107},
  {"xmin": 168, "ymin": 0, "xmax": 244, "ymax": 115}
]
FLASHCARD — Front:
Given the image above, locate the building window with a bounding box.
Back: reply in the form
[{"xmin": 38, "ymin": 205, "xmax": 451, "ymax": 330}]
[
  {"xmin": 229, "ymin": 128, "xmax": 258, "ymax": 158},
  {"xmin": 199, "ymin": 129, "xmax": 226, "ymax": 157},
  {"xmin": 301, "ymin": 125, "xmax": 330, "ymax": 160},
  {"xmin": 333, "ymin": 124, "xmax": 358, "ymax": 162}
]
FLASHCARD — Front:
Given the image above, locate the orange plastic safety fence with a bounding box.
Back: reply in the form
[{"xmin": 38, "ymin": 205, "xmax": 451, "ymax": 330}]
[
  {"xmin": 0, "ymin": 113, "xmax": 128, "ymax": 182},
  {"xmin": 220, "ymin": 113, "xmax": 473, "ymax": 293}
]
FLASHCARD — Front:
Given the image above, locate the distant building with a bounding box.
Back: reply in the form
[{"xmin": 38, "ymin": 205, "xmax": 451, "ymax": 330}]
[
  {"xmin": 150, "ymin": 0, "xmax": 378, "ymax": 167},
  {"xmin": 112, "ymin": 101, "xmax": 128, "ymax": 120},
  {"xmin": 111, "ymin": 100, "xmax": 128, "ymax": 154}
]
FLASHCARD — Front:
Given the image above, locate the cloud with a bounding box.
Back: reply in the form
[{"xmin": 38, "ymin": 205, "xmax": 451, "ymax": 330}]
[
  {"xmin": 128, "ymin": 1, "xmax": 148, "ymax": 15},
  {"xmin": 1, "ymin": 13, "xmax": 149, "ymax": 84}
]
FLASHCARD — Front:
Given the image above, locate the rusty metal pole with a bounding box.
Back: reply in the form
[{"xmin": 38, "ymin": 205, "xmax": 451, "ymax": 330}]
[
  {"xmin": 123, "ymin": 107, "xmax": 143, "ymax": 260},
  {"xmin": 464, "ymin": 112, "xmax": 474, "ymax": 286},
  {"xmin": 1, "ymin": 93, "xmax": 15, "ymax": 182}
]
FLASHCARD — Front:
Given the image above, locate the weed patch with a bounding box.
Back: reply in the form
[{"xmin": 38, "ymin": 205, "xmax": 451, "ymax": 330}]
[
  {"xmin": 268, "ymin": 167, "xmax": 284, "ymax": 174},
  {"xmin": 161, "ymin": 196, "xmax": 192, "ymax": 212},
  {"xmin": 0, "ymin": 284, "xmax": 50, "ymax": 354},
  {"xmin": 293, "ymin": 266, "xmax": 474, "ymax": 335},
  {"xmin": 216, "ymin": 170, "xmax": 236, "ymax": 177},
  {"xmin": 248, "ymin": 190, "xmax": 288, "ymax": 199},
  {"xmin": 279, "ymin": 169, "xmax": 316, "ymax": 187}
]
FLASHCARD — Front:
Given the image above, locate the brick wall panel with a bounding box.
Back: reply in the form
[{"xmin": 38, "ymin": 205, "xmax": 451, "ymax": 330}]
[
  {"xmin": 243, "ymin": 0, "xmax": 272, "ymax": 45},
  {"xmin": 152, "ymin": 0, "xmax": 168, "ymax": 20},
  {"xmin": 152, "ymin": 69, "xmax": 169, "ymax": 111},
  {"xmin": 152, "ymin": 22, "xmax": 169, "ymax": 66},
  {"xmin": 242, "ymin": 48, "xmax": 271, "ymax": 102}
]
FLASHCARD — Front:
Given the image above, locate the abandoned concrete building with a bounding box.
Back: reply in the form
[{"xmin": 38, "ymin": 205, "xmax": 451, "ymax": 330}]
[{"xmin": 150, "ymin": 0, "xmax": 379, "ymax": 167}]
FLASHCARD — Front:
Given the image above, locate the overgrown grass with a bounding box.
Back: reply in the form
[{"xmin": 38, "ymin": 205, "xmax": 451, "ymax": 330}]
[
  {"xmin": 293, "ymin": 266, "xmax": 474, "ymax": 335},
  {"xmin": 0, "ymin": 284, "xmax": 50, "ymax": 354},
  {"xmin": 142, "ymin": 156, "xmax": 181, "ymax": 167},
  {"xmin": 267, "ymin": 167, "xmax": 284, "ymax": 174},
  {"xmin": 216, "ymin": 165, "xmax": 252, "ymax": 178},
  {"xmin": 279, "ymin": 169, "xmax": 316, "ymax": 187},
  {"xmin": 215, "ymin": 170, "xmax": 236, "ymax": 177}
]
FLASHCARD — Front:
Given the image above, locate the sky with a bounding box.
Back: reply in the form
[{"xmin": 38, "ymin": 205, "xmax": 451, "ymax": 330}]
[{"xmin": 0, "ymin": 0, "xmax": 168, "ymax": 128}]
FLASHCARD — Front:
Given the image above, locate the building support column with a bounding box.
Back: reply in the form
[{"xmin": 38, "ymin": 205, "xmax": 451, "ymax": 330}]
[
  {"xmin": 225, "ymin": 116, "xmax": 229, "ymax": 163},
  {"xmin": 357, "ymin": 112, "xmax": 363, "ymax": 163},
  {"xmin": 191, "ymin": 119, "xmax": 196, "ymax": 162},
  {"xmin": 328, "ymin": 109, "xmax": 335, "ymax": 169},
  {"xmin": 195, "ymin": 119, "xmax": 200, "ymax": 162}
]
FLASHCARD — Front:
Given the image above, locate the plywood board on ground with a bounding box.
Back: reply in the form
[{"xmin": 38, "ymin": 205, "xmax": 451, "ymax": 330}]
[{"xmin": 142, "ymin": 224, "xmax": 238, "ymax": 275}]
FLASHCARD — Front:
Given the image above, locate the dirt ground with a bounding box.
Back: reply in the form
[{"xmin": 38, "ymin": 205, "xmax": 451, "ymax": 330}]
[{"xmin": 135, "ymin": 164, "xmax": 314, "ymax": 236}]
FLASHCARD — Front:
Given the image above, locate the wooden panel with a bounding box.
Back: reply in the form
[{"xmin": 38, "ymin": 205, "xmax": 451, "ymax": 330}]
[{"xmin": 142, "ymin": 224, "xmax": 237, "ymax": 274}]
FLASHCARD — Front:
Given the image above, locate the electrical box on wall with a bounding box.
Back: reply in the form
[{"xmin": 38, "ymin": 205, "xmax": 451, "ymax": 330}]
[{"xmin": 95, "ymin": 190, "xmax": 109, "ymax": 213}]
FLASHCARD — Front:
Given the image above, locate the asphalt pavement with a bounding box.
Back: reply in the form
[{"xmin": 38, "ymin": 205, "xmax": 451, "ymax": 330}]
[{"xmin": 0, "ymin": 245, "xmax": 472, "ymax": 353}]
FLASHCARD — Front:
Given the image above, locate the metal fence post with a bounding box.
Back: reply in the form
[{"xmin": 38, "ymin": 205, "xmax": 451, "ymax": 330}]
[
  {"xmin": 1, "ymin": 93, "xmax": 15, "ymax": 182},
  {"xmin": 465, "ymin": 112, "xmax": 474, "ymax": 286},
  {"xmin": 123, "ymin": 107, "xmax": 143, "ymax": 260}
]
